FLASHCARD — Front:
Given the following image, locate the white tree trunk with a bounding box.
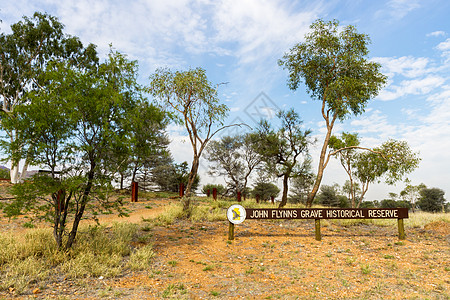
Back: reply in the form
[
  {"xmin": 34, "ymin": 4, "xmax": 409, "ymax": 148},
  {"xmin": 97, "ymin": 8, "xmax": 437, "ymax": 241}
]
[{"xmin": 10, "ymin": 164, "xmax": 20, "ymax": 183}]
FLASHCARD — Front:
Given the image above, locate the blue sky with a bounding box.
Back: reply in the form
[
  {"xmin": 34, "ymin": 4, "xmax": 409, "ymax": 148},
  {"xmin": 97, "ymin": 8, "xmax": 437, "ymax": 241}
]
[{"xmin": 2, "ymin": 0, "xmax": 450, "ymax": 201}]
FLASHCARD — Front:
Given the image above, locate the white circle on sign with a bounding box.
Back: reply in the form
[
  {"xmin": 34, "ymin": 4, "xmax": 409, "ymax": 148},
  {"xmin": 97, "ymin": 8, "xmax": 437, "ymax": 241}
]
[{"xmin": 227, "ymin": 205, "xmax": 246, "ymax": 224}]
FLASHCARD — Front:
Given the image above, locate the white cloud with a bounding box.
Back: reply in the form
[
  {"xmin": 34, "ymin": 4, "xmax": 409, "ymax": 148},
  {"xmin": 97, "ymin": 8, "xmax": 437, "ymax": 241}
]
[
  {"xmin": 436, "ymin": 38, "xmax": 450, "ymax": 51},
  {"xmin": 375, "ymin": 0, "xmax": 420, "ymax": 21},
  {"xmin": 350, "ymin": 110, "xmax": 398, "ymax": 141},
  {"xmin": 378, "ymin": 76, "xmax": 445, "ymax": 101},
  {"xmin": 373, "ymin": 56, "xmax": 432, "ymax": 78},
  {"xmin": 427, "ymin": 31, "xmax": 446, "ymax": 37}
]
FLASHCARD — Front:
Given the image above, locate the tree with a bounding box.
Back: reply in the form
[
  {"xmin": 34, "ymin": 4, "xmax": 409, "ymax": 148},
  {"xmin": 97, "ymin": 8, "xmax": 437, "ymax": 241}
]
[
  {"xmin": 279, "ymin": 19, "xmax": 387, "ymax": 207},
  {"xmin": 205, "ymin": 134, "xmax": 262, "ymax": 197},
  {"xmin": 148, "ymin": 67, "xmax": 237, "ymax": 212},
  {"xmin": 400, "ymin": 183, "xmax": 426, "ymax": 212},
  {"xmin": 252, "ymin": 182, "xmax": 280, "ymax": 202},
  {"xmin": 201, "ymin": 183, "xmax": 226, "ymax": 197},
  {"xmin": 417, "ymin": 188, "xmax": 446, "ymax": 212},
  {"xmin": 328, "ymin": 132, "xmax": 361, "ymax": 207},
  {"xmin": 107, "ymin": 100, "xmax": 169, "ymax": 189},
  {"xmin": 288, "ymin": 160, "xmax": 315, "ymax": 204},
  {"xmin": 251, "ymin": 109, "xmax": 313, "ymax": 208},
  {"xmin": 151, "ymin": 161, "xmax": 200, "ymax": 193},
  {"xmin": 316, "ymin": 184, "xmax": 341, "ymax": 207},
  {"xmin": 6, "ymin": 49, "xmax": 141, "ymax": 250},
  {"xmin": 352, "ymin": 139, "xmax": 421, "ymax": 207},
  {"xmin": 0, "ymin": 12, "xmax": 97, "ymax": 183}
]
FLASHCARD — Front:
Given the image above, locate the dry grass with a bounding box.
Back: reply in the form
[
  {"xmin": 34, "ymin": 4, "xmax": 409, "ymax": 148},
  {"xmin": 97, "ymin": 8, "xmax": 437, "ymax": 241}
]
[{"xmin": 0, "ymin": 222, "xmax": 154, "ymax": 296}]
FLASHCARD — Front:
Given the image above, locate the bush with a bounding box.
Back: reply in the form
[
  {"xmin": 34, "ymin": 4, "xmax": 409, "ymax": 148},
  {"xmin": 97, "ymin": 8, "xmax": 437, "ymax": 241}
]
[
  {"xmin": 251, "ymin": 182, "xmax": 280, "ymax": 202},
  {"xmin": 201, "ymin": 184, "xmax": 225, "ymax": 196},
  {"xmin": 380, "ymin": 199, "xmax": 411, "ymax": 208},
  {"xmin": 0, "ymin": 167, "xmax": 10, "ymax": 179},
  {"xmin": 417, "ymin": 188, "xmax": 447, "ymax": 212}
]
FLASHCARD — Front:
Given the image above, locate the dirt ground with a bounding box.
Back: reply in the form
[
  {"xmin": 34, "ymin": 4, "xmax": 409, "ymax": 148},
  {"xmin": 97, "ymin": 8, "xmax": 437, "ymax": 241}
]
[{"xmin": 1, "ymin": 197, "xmax": 449, "ymax": 299}]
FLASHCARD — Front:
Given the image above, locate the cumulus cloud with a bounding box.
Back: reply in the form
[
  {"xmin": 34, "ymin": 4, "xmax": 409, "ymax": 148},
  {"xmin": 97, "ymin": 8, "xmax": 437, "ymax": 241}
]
[
  {"xmin": 378, "ymin": 76, "xmax": 445, "ymax": 101},
  {"xmin": 373, "ymin": 56, "xmax": 432, "ymax": 78},
  {"xmin": 436, "ymin": 38, "xmax": 450, "ymax": 51}
]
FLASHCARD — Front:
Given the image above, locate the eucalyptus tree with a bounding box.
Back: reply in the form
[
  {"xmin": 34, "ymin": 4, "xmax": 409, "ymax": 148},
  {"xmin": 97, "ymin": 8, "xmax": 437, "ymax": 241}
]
[
  {"xmin": 352, "ymin": 139, "xmax": 420, "ymax": 207},
  {"xmin": 400, "ymin": 183, "xmax": 426, "ymax": 212},
  {"xmin": 108, "ymin": 100, "xmax": 169, "ymax": 188},
  {"xmin": 279, "ymin": 19, "xmax": 387, "ymax": 207},
  {"xmin": 252, "ymin": 109, "xmax": 313, "ymax": 208},
  {"xmin": 148, "ymin": 67, "xmax": 239, "ymax": 211},
  {"xmin": 205, "ymin": 133, "xmax": 262, "ymax": 197},
  {"xmin": 0, "ymin": 12, "xmax": 97, "ymax": 183},
  {"xmin": 8, "ymin": 49, "xmax": 142, "ymax": 249}
]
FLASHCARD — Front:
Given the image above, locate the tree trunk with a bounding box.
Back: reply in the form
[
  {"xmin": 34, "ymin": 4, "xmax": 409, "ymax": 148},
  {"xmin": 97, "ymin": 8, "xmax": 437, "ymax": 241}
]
[
  {"xmin": 183, "ymin": 155, "xmax": 200, "ymax": 213},
  {"xmin": 306, "ymin": 116, "xmax": 335, "ymax": 207},
  {"xmin": 279, "ymin": 174, "xmax": 289, "ymax": 208},
  {"xmin": 65, "ymin": 163, "xmax": 95, "ymax": 249},
  {"xmin": 10, "ymin": 164, "xmax": 20, "ymax": 184}
]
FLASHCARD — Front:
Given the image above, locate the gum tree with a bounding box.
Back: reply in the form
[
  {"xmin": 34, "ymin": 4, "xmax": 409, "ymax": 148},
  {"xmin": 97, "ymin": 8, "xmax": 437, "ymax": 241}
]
[
  {"xmin": 8, "ymin": 50, "xmax": 142, "ymax": 249},
  {"xmin": 328, "ymin": 135, "xmax": 421, "ymax": 208},
  {"xmin": 148, "ymin": 67, "xmax": 239, "ymax": 212},
  {"xmin": 251, "ymin": 109, "xmax": 313, "ymax": 208},
  {"xmin": 279, "ymin": 19, "xmax": 387, "ymax": 207},
  {"xmin": 0, "ymin": 12, "xmax": 96, "ymax": 183},
  {"xmin": 205, "ymin": 134, "xmax": 262, "ymax": 198}
]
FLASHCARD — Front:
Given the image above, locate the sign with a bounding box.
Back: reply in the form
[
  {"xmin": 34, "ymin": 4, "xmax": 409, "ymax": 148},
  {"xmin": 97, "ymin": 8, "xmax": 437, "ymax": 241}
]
[
  {"xmin": 227, "ymin": 204, "xmax": 246, "ymax": 224},
  {"xmin": 227, "ymin": 206, "xmax": 409, "ymax": 241},
  {"xmin": 245, "ymin": 208, "xmax": 408, "ymax": 220}
]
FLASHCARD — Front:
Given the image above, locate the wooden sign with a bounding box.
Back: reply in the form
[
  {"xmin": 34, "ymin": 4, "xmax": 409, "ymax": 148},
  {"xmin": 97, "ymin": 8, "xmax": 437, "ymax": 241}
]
[
  {"xmin": 246, "ymin": 208, "xmax": 408, "ymax": 220},
  {"xmin": 227, "ymin": 207, "xmax": 409, "ymax": 241}
]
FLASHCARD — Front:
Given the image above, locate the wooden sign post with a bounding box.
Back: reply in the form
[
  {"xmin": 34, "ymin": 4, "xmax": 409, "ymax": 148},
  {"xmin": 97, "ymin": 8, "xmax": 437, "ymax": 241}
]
[{"xmin": 227, "ymin": 207, "xmax": 409, "ymax": 241}]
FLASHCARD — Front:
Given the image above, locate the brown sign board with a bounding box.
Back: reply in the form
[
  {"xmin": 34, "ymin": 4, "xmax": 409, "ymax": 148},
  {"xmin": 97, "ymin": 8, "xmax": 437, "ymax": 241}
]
[{"xmin": 245, "ymin": 208, "xmax": 408, "ymax": 220}]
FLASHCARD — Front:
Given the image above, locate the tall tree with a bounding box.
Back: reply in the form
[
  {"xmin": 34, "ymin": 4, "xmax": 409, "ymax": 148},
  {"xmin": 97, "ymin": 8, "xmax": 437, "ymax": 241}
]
[
  {"xmin": 351, "ymin": 140, "xmax": 421, "ymax": 208},
  {"xmin": 106, "ymin": 100, "xmax": 169, "ymax": 188},
  {"xmin": 400, "ymin": 183, "xmax": 426, "ymax": 212},
  {"xmin": 148, "ymin": 67, "xmax": 238, "ymax": 212},
  {"xmin": 252, "ymin": 109, "xmax": 313, "ymax": 208},
  {"xmin": 279, "ymin": 19, "xmax": 387, "ymax": 207},
  {"xmin": 7, "ymin": 49, "xmax": 141, "ymax": 249},
  {"xmin": 205, "ymin": 133, "xmax": 262, "ymax": 197},
  {"xmin": 0, "ymin": 12, "xmax": 97, "ymax": 183}
]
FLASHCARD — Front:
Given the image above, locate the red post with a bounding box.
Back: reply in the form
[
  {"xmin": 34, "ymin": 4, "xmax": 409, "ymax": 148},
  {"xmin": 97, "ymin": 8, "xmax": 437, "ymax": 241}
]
[
  {"xmin": 179, "ymin": 183, "xmax": 184, "ymax": 197},
  {"xmin": 213, "ymin": 188, "xmax": 217, "ymax": 201},
  {"xmin": 206, "ymin": 189, "xmax": 211, "ymax": 197},
  {"xmin": 57, "ymin": 189, "xmax": 64, "ymax": 211},
  {"xmin": 271, "ymin": 196, "xmax": 274, "ymax": 204},
  {"xmin": 131, "ymin": 182, "xmax": 138, "ymax": 202},
  {"xmin": 237, "ymin": 191, "xmax": 242, "ymax": 202}
]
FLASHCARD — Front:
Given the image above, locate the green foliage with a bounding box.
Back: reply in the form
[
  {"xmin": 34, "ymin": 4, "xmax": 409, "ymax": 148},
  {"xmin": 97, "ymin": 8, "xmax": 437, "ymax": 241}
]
[
  {"xmin": 279, "ymin": 19, "xmax": 387, "ymax": 207},
  {"xmin": 0, "ymin": 167, "xmax": 10, "ymax": 179},
  {"xmin": 205, "ymin": 134, "xmax": 262, "ymax": 195},
  {"xmin": 3, "ymin": 42, "xmax": 146, "ymax": 249},
  {"xmin": 201, "ymin": 184, "xmax": 226, "ymax": 196},
  {"xmin": 251, "ymin": 109, "xmax": 313, "ymax": 207},
  {"xmin": 379, "ymin": 199, "xmax": 411, "ymax": 208},
  {"xmin": 279, "ymin": 19, "xmax": 387, "ymax": 120},
  {"xmin": 400, "ymin": 183, "xmax": 426, "ymax": 211},
  {"xmin": 148, "ymin": 67, "xmax": 230, "ymax": 199},
  {"xmin": 252, "ymin": 182, "xmax": 280, "ymax": 202},
  {"xmin": 0, "ymin": 12, "xmax": 98, "ymax": 182},
  {"xmin": 417, "ymin": 188, "xmax": 447, "ymax": 212},
  {"xmin": 152, "ymin": 161, "xmax": 200, "ymax": 193}
]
